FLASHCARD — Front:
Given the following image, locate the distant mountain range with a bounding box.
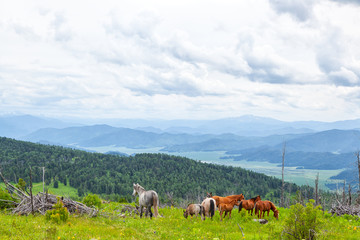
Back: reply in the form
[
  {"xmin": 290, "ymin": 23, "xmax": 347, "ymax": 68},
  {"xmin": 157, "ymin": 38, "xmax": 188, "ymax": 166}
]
[
  {"xmin": 1, "ymin": 114, "xmax": 360, "ymax": 189},
  {"xmin": 2, "ymin": 114, "xmax": 360, "ymax": 154},
  {"xmin": 0, "ymin": 114, "xmax": 80, "ymax": 138}
]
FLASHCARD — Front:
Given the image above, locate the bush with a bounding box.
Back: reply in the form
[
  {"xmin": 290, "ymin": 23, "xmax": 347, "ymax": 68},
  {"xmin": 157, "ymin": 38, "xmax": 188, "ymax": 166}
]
[
  {"xmin": 118, "ymin": 197, "xmax": 128, "ymax": 203},
  {"xmin": 83, "ymin": 194, "xmax": 102, "ymax": 209},
  {"xmin": 0, "ymin": 187, "xmax": 15, "ymax": 209},
  {"xmin": 15, "ymin": 178, "xmax": 26, "ymax": 191},
  {"xmin": 45, "ymin": 197, "xmax": 69, "ymax": 224},
  {"xmin": 282, "ymin": 199, "xmax": 325, "ymax": 239}
]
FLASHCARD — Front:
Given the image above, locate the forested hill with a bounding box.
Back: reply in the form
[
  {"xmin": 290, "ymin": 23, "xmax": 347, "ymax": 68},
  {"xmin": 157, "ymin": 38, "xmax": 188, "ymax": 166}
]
[{"xmin": 0, "ymin": 137, "xmax": 306, "ymax": 202}]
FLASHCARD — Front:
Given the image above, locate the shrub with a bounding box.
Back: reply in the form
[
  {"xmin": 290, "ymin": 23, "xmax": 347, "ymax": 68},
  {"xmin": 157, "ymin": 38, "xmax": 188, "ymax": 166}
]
[
  {"xmin": 45, "ymin": 197, "xmax": 69, "ymax": 224},
  {"xmin": 118, "ymin": 197, "xmax": 128, "ymax": 203},
  {"xmin": 82, "ymin": 194, "xmax": 102, "ymax": 209},
  {"xmin": 282, "ymin": 199, "xmax": 325, "ymax": 239},
  {"xmin": 15, "ymin": 178, "xmax": 26, "ymax": 191},
  {"xmin": 0, "ymin": 187, "xmax": 15, "ymax": 209}
]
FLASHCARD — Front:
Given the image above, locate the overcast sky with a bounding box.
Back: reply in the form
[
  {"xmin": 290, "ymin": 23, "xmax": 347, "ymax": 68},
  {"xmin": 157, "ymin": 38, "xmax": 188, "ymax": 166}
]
[{"xmin": 1, "ymin": 0, "xmax": 360, "ymax": 122}]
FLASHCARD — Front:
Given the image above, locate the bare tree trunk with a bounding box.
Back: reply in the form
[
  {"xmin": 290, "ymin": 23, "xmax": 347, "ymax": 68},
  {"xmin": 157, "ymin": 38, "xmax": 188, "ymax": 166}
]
[
  {"xmin": 342, "ymin": 180, "xmax": 346, "ymax": 204},
  {"xmin": 281, "ymin": 142, "xmax": 286, "ymax": 208},
  {"xmin": 29, "ymin": 166, "xmax": 34, "ymax": 215},
  {"xmin": 356, "ymin": 151, "xmax": 360, "ymax": 193},
  {"xmin": 348, "ymin": 184, "xmax": 352, "ymax": 206},
  {"xmin": 42, "ymin": 167, "xmax": 45, "ymax": 193},
  {"xmin": 315, "ymin": 173, "xmax": 319, "ymax": 206}
]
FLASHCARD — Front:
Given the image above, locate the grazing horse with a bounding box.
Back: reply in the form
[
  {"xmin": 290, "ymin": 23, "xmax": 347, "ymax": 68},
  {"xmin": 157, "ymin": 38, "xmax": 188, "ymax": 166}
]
[
  {"xmin": 255, "ymin": 200, "xmax": 279, "ymax": 220},
  {"xmin": 132, "ymin": 183, "xmax": 159, "ymax": 218},
  {"xmin": 183, "ymin": 204, "xmax": 204, "ymax": 220},
  {"xmin": 238, "ymin": 195, "xmax": 261, "ymax": 215},
  {"xmin": 207, "ymin": 192, "xmax": 244, "ymax": 208},
  {"xmin": 201, "ymin": 197, "xmax": 216, "ymax": 220},
  {"xmin": 218, "ymin": 198, "xmax": 240, "ymax": 221}
]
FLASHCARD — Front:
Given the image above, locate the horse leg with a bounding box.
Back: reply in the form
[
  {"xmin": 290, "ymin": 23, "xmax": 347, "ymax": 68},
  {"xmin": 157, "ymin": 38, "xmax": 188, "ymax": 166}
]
[
  {"xmin": 144, "ymin": 207, "xmax": 149, "ymax": 217},
  {"xmin": 140, "ymin": 206, "xmax": 143, "ymax": 218},
  {"xmin": 149, "ymin": 206, "xmax": 153, "ymax": 219}
]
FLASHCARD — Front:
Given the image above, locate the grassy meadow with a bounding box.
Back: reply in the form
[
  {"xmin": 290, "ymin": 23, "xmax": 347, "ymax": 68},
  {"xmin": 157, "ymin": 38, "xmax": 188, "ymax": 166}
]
[{"xmin": 1, "ymin": 201, "xmax": 360, "ymax": 240}]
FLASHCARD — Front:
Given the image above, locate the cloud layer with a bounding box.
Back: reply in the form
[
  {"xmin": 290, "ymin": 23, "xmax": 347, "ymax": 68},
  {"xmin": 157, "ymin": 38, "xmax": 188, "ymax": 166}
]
[{"xmin": 1, "ymin": 0, "xmax": 360, "ymax": 121}]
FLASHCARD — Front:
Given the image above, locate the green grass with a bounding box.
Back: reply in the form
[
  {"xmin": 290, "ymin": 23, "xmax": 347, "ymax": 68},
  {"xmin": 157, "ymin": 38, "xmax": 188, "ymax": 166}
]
[{"xmin": 1, "ymin": 202, "xmax": 360, "ymax": 239}]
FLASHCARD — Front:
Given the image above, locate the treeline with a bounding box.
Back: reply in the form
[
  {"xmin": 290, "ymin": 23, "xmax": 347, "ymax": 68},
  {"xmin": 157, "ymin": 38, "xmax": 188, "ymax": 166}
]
[{"xmin": 0, "ymin": 137, "xmax": 312, "ymax": 203}]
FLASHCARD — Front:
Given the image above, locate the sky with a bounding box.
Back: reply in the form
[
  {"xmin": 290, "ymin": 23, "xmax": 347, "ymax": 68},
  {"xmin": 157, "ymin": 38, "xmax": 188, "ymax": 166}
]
[{"xmin": 1, "ymin": 0, "xmax": 360, "ymax": 122}]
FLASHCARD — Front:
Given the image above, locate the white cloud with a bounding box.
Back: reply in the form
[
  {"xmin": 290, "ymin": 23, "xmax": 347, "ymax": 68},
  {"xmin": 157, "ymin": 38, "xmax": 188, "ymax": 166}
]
[
  {"xmin": 0, "ymin": 0, "xmax": 360, "ymax": 121},
  {"xmin": 269, "ymin": 0, "xmax": 315, "ymax": 22}
]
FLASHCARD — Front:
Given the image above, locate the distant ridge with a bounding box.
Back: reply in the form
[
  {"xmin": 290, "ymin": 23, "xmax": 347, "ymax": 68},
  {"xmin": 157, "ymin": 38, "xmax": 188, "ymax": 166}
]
[{"xmin": 2, "ymin": 114, "xmax": 360, "ymax": 138}]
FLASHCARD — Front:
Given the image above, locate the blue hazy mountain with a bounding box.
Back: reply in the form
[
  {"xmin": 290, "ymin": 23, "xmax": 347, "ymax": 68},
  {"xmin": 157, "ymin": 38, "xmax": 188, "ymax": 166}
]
[
  {"xmin": 3, "ymin": 114, "xmax": 360, "ymax": 138},
  {"xmin": 0, "ymin": 114, "xmax": 80, "ymax": 138}
]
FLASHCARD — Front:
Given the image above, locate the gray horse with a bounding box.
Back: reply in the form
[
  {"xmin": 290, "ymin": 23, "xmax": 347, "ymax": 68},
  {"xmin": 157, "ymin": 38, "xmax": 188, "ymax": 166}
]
[{"xmin": 132, "ymin": 183, "xmax": 159, "ymax": 218}]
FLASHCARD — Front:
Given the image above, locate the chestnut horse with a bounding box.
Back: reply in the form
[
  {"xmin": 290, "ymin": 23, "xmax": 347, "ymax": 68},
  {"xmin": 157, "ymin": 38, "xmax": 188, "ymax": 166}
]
[
  {"xmin": 183, "ymin": 204, "xmax": 204, "ymax": 220},
  {"xmin": 254, "ymin": 200, "xmax": 279, "ymax": 220},
  {"xmin": 207, "ymin": 192, "xmax": 244, "ymax": 208},
  {"xmin": 238, "ymin": 195, "xmax": 261, "ymax": 215},
  {"xmin": 218, "ymin": 198, "xmax": 240, "ymax": 221}
]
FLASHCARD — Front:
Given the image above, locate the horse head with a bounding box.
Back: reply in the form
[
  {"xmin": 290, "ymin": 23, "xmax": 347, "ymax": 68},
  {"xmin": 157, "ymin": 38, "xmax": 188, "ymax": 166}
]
[
  {"xmin": 206, "ymin": 192, "xmax": 212, "ymax": 198},
  {"xmin": 183, "ymin": 210, "xmax": 188, "ymax": 218},
  {"xmin": 274, "ymin": 209, "xmax": 279, "ymax": 220},
  {"xmin": 132, "ymin": 183, "xmax": 139, "ymax": 197},
  {"xmin": 255, "ymin": 195, "xmax": 261, "ymax": 202},
  {"xmin": 237, "ymin": 194, "xmax": 245, "ymax": 201}
]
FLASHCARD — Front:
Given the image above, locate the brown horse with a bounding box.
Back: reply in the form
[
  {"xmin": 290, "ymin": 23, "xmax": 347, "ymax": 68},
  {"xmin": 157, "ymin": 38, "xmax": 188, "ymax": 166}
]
[
  {"xmin": 238, "ymin": 195, "xmax": 261, "ymax": 215},
  {"xmin": 183, "ymin": 204, "xmax": 204, "ymax": 220},
  {"xmin": 218, "ymin": 198, "xmax": 240, "ymax": 221},
  {"xmin": 254, "ymin": 200, "xmax": 279, "ymax": 220},
  {"xmin": 207, "ymin": 192, "xmax": 244, "ymax": 208}
]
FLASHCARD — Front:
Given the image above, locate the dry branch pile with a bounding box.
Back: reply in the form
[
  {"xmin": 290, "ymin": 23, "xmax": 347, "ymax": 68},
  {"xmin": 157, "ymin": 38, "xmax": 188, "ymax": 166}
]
[
  {"xmin": 330, "ymin": 200, "xmax": 360, "ymax": 217},
  {"xmin": 0, "ymin": 171, "xmax": 97, "ymax": 217},
  {"xmin": 13, "ymin": 192, "xmax": 98, "ymax": 216}
]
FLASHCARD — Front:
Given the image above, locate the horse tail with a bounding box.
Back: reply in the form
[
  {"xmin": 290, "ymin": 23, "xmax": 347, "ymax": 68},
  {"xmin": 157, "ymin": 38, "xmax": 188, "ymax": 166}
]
[
  {"xmin": 238, "ymin": 201, "xmax": 243, "ymax": 212},
  {"xmin": 153, "ymin": 192, "xmax": 159, "ymax": 217},
  {"xmin": 210, "ymin": 199, "xmax": 215, "ymax": 218},
  {"xmin": 254, "ymin": 201, "xmax": 259, "ymax": 216}
]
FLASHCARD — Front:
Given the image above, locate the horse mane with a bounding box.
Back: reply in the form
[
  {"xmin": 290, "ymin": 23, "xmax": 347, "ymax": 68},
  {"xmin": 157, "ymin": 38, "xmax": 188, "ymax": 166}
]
[
  {"xmin": 269, "ymin": 201, "xmax": 277, "ymax": 211},
  {"xmin": 137, "ymin": 184, "xmax": 145, "ymax": 191},
  {"xmin": 250, "ymin": 195, "xmax": 259, "ymax": 201}
]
